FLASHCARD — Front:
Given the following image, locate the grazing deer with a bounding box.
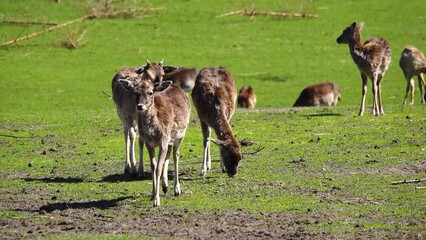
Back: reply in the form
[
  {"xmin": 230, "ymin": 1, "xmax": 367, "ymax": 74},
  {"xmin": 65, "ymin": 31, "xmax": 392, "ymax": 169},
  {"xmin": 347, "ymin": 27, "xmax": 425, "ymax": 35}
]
[
  {"xmin": 336, "ymin": 22, "xmax": 391, "ymax": 116},
  {"xmin": 191, "ymin": 67, "xmax": 252, "ymax": 177},
  {"xmin": 399, "ymin": 45, "xmax": 426, "ymax": 105},
  {"xmin": 237, "ymin": 85, "xmax": 257, "ymax": 109},
  {"xmin": 293, "ymin": 82, "xmax": 341, "ymax": 107},
  {"xmin": 162, "ymin": 65, "xmax": 200, "ymax": 92},
  {"xmin": 111, "ymin": 60, "xmax": 164, "ymax": 179}
]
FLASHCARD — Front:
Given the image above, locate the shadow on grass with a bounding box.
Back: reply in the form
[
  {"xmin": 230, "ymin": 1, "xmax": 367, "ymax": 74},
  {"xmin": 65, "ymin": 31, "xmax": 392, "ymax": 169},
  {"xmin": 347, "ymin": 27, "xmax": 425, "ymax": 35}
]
[
  {"xmin": 100, "ymin": 172, "xmax": 152, "ymax": 183},
  {"xmin": 24, "ymin": 177, "xmax": 85, "ymax": 183},
  {"xmin": 38, "ymin": 196, "xmax": 133, "ymax": 212},
  {"xmin": 303, "ymin": 112, "xmax": 342, "ymax": 117}
]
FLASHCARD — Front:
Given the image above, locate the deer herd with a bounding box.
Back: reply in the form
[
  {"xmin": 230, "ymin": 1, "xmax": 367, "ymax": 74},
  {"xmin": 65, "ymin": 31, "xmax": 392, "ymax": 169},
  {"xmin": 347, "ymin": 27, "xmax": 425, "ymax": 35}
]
[{"xmin": 111, "ymin": 21, "xmax": 426, "ymax": 207}]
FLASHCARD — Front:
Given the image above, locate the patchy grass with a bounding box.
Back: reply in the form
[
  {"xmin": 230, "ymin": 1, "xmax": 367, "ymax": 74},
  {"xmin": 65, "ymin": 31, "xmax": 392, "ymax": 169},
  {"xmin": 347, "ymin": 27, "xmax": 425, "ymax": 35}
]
[{"xmin": 1, "ymin": 0, "xmax": 426, "ymax": 239}]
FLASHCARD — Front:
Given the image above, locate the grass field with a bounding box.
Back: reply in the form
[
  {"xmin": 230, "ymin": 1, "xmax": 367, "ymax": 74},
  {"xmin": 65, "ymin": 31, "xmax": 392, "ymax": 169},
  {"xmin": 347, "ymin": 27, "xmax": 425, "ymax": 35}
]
[{"xmin": 1, "ymin": 0, "xmax": 425, "ymax": 239}]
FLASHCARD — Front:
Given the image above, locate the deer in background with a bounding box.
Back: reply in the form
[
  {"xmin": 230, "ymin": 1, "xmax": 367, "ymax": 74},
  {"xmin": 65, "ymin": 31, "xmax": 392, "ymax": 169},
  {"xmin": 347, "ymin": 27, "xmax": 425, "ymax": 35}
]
[
  {"xmin": 337, "ymin": 22, "xmax": 391, "ymax": 116},
  {"xmin": 293, "ymin": 82, "xmax": 341, "ymax": 107},
  {"xmin": 191, "ymin": 67, "xmax": 253, "ymax": 177},
  {"xmin": 399, "ymin": 45, "xmax": 426, "ymax": 105},
  {"xmin": 237, "ymin": 85, "xmax": 257, "ymax": 109},
  {"xmin": 111, "ymin": 60, "xmax": 164, "ymax": 179},
  {"xmin": 162, "ymin": 65, "xmax": 200, "ymax": 93}
]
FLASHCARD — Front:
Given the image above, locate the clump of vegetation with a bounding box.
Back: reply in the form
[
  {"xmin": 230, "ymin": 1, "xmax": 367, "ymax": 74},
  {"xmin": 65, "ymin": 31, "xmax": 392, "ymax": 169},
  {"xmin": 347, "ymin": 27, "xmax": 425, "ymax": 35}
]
[{"xmin": 55, "ymin": 27, "xmax": 86, "ymax": 49}]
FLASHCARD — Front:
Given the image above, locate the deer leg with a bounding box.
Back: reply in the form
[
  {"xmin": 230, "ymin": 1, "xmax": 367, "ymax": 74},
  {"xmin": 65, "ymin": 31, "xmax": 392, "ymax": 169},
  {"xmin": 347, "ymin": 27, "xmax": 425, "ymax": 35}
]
[
  {"xmin": 137, "ymin": 133, "xmax": 145, "ymax": 179},
  {"xmin": 201, "ymin": 122, "xmax": 211, "ymax": 176},
  {"xmin": 418, "ymin": 74, "xmax": 425, "ymax": 104},
  {"xmin": 377, "ymin": 74, "xmax": 385, "ymax": 115},
  {"xmin": 409, "ymin": 77, "xmax": 415, "ymax": 105},
  {"xmin": 161, "ymin": 145, "xmax": 172, "ymax": 195},
  {"xmin": 173, "ymin": 138, "xmax": 183, "ymax": 196},
  {"xmin": 153, "ymin": 145, "xmax": 168, "ymax": 207},
  {"xmin": 128, "ymin": 126, "xmax": 138, "ymax": 176},
  {"xmin": 123, "ymin": 128, "xmax": 131, "ymax": 173},
  {"xmin": 147, "ymin": 145, "xmax": 156, "ymax": 201},
  {"xmin": 359, "ymin": 73, "xmax": 368, "ymax": 116},
  {"xmin": 403, "ymin": 75, "xmax": 411, "ymax": 106},
  {"xmin": 371, "ymin": 75, "xmax": 379, "ymax": 116}
]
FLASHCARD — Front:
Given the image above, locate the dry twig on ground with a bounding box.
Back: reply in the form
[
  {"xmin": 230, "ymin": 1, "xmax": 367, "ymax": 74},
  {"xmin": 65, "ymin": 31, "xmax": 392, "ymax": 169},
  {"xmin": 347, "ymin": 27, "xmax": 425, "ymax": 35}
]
[
  {"xmin": 216, "ymin": 9, "xmax": 317, "ymax": 19},
  {"xmin": 391, "ymin": 178, "xmax": 426, "ymax": 185}
]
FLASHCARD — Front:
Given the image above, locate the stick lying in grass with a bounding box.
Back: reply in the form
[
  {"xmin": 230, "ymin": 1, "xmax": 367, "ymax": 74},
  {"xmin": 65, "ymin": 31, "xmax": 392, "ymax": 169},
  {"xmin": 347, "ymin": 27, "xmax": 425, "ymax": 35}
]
[
  {"xmin": 0, "ymin": 7, "xmax": 163, "ymax": 48},
  {"xmin": 391, "ymin": 178, "xmax": 426, "ymax": 185},
  {"xmin": 216, "ymin": 9, "xmax": 318, "ymax": 19}
]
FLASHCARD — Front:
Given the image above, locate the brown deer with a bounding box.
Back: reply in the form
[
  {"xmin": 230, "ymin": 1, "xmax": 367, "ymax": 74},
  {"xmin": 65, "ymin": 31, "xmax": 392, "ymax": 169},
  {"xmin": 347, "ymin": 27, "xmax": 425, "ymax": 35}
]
[
  {"xmin": 191, "ymin": 67, "xmax": 252, "ymax": 177},
  {"xmin": 336, "ymin": 22, "xmax": 391, "ymax": 116},
  {"xmin": 399, "ymin": 45, "xmax": 426, "ymax": 105},
  {"xmin": 237, "ymin": 85, "xmax": 257, "ymax": 108},
  {"xmin": 111, "ymin": 60, "xmax": 164, "ymax": 179},
  {"xmin": 293, "ymin": 82, "xmax": 341, "ymax": 107},
  {"xmin": 162, "ymin": 65, "xmax": 200, "ymax": 92},
  {"xmin": 118, "ymin": 78, "xmax": 191, "ymax": 207}
]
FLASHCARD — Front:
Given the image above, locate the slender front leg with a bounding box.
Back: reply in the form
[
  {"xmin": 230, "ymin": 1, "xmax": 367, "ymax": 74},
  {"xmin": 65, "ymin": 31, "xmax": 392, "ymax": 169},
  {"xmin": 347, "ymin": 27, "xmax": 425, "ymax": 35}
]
[
  {"xmin": 138, "ymin": 133, "xmax": 145, "ymax": 179},
  {"xmin": 371, "ymin": 75, "xmax": 379, "ymax": 116},
  {"xmin": 153, "ymin": 145, "xmax": 168, "ymax": 207},
  {"xmin": 161, "ymin": 146, "xmax": 172, "ymax": 195},
  {"xmin": 147, "ymin": 146, "xmax": 156, "ymax": 201},
  {"xmin": 201, "ymin": 122, "xmax": 211, "ymax": 176},
  {"xmin": 403, "ymin": 75, "xmax": 411, "ymax": 105},
  {"xmin": 128, "ymin": 126, "xmax": 137, "ymax": 175},
  {"xmin": 409, "ymin": 78, "xmax": 415, "ymax": 105},
  {"xmin": 359, "ymin": 73, "xmax": 368, "ymax": 116}
]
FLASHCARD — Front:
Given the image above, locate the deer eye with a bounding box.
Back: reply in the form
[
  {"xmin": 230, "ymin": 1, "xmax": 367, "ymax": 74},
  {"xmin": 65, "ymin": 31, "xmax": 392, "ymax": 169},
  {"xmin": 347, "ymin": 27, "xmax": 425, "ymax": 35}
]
[{"xmin": 148, "ymin": 91, "xmax": 153, "ymax": 96}]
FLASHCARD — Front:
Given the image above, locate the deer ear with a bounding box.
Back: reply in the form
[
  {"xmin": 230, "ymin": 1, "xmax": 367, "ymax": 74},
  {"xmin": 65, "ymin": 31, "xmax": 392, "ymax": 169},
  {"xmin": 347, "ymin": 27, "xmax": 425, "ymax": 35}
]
[
  {"xmin": 159, "ymin": 59, "xmax": 164, "ymax": 66},
  {"xmin": 357, "ymin": 21, "xmax": 364, "ymax": 30},
  {"xmin": 350, "ymin": 22, "xmax": 357, "ymax": 29},
  {"xmin": 118, "ymin": 79, "xmax": 134, "ymax": 90},
  {"xmin": 209, "ymin": 138, "xmax": 228, "ymax": 147},
  {"xmin": 240, "ymin": 139, "xmax": 256, "ymax": 147},
  {"xmin": 163, "ymin": 65, "xmax": 179, "ymax": 73},
  {"xmin": 154, "ymin": 80, "xmax": 173, "ymax": 92}
]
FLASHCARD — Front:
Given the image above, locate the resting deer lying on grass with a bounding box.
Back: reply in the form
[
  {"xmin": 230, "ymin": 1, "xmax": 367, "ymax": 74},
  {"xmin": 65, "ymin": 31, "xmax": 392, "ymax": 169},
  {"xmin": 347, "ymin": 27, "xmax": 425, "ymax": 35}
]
[
  {"xmin": 399, "ymin": 45, "xmax": 426, "ymax": 105},
  {"xmin": 337, "ymin": 22, "xmax": 391, "ymax": 116},
  {"xmin": 111, "ymin": 60, "xmax": 164, "ymax": 179},
  {"xmin": 237, "ymin": 85, "xmax": 257, "ymax": 109},
  {"xmin": 293, "ymin": 82, "xmax": 341, "ymax": 107},
  {"xmin": 162, "ymin": 65, "xmax": 200, "ymax": 93},
  {"xmin": 191, "ymin": 67, "xmax": 253, "ymax": 177}
]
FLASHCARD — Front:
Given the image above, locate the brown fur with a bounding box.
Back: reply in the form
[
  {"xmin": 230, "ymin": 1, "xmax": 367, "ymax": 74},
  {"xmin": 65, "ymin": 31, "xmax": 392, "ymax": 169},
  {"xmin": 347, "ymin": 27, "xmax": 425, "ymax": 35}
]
[
  {"xmin": 337, "ymin": 22, "xmax": 391, "ymax": 116},
  {"xmin": 163, "ymin": 66, "xmax": 200, "ymax": 92},
  {"xmin": 111, "ymin": 61, "xmax": 164, "ymax": 179},
  {"xmin": 293, "ymin": 82, "xmax": 341, "ymax": 107},
  {"xmin": 132, "ymin": 80, "xmax": 190, "ymax": 207},
  {"xmin": 192, "ymin": 67, "xmax": 245, "ymax": 177},
  {"xmin": 237, "ymin": 86, "xmax": 257, "ymax": 108},
  {"xmin": 399, "ymin": 45, "xmax": 426, "ymax": 105}
]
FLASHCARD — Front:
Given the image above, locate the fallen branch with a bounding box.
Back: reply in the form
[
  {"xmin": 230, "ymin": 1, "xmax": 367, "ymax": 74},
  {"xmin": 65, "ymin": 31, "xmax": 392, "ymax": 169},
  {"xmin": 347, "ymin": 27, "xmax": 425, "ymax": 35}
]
[
  {"xmin": 1, "ymin": 20, "xmax": 58, "ymax": 26},
  {"xmin": 416, "ymin": 186, "xmax": 426, "ymax": 189},
  {"xmin": 391, "ymin": 178, "xmax": 426, "ymax": 185},
  {"xmin": 0, "ymin": 7, "xmax": 163, "ymax": 48},
  {"xmin": 216, "ymin": 9, "xmax": 317, "ymax": 19},
  {"xmin": 102, "ymin": 90, "xmax": 112, "ymax": 98}
]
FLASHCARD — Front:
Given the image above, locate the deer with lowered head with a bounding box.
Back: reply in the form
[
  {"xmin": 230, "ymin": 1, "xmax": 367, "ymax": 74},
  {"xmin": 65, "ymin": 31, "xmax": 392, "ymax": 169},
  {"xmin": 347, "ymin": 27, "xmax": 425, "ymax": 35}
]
[
  {"xmin": 111, "ymin": 60, "xmax": 164, "ymax": 179},
  {"xmin": 191, "ymin": 67, "xmax": 253, "ymax": 178},
  {"xmin": 237, "ymin": 85, "xmax": 257, "ymax": 109},
  {"xmin": 293, "ymin": 82, "xmax": 341, "ymax": 107},
  {"xmin": 399, "ymin": 45, "xmax": 426, "ymax": 105},
  {"xmin": 162, "ymin": 65, "xmax": 200, "ymax": 93},
  {"xmin": 337, "ymin": 22, "xmax": 391, "ymax": 116}
]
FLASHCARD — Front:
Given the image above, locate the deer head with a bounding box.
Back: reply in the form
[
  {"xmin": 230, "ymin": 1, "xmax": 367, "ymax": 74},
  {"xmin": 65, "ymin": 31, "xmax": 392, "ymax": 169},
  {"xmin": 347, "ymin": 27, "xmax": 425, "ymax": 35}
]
[
  {"xmin": 336, "ymin": 22, "xmax": 364, "ymax": 44},
  {"xmin": 135, "ymin": 60, "xmax": 165, "ymax": 83}
]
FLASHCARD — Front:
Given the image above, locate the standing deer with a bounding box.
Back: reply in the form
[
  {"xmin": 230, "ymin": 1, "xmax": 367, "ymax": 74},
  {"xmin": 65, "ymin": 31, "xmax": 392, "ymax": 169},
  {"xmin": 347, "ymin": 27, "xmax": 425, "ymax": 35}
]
[
  {"xmin": 237, "ymin": 85, "xmax": 257, "ymax": 109},
  {"xmin": 336, "ymin": 22, "xmax": 391, "ymax": 116},
  {"xmin": 399, "ymin": 45, "xmax": 426, "ymax": 105},
  {"xmin": 191, "ymin": 67, "xmax": 252, "ymax": 177},
  {"xmin": 293, "ymin": 82, "xmax": 341, "ymax": 107},
  {"xmin": 162, "ymin": 65, "xmax": 200, "ymax": 93},
  {"xmin": 111, "ymin": 60, "xmax": 164, "ymax": 179},
  {"xmin": 117, "ymin": 78, "xmax": 191, "ymax": 207}
]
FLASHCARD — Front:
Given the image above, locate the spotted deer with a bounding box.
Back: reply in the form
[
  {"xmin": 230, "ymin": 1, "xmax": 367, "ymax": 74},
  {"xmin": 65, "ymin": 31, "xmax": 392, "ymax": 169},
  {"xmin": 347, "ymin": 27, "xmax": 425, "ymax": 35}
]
[
  {"xmin": 162, "ymin": 65, "xmax": 200, "ymax": 92},
  {"xmin": 237, "ymin": 85, "xmax": 257, "ymax": 109},
  {"xmin": 399, "ymin": 45, "xmax": 426, "ymax": 105},
  {"xmin": 337, "ymin": 22, "xmax": 391, "ymax": 116},
  {"xmin": 111, "ymin": 60, "xmax": 164, "ymax": 179},
  {"xmin": 191, "ymin": 67, "xmax": 253, "ymax": 177},
  {"xmin": 293, "ymin": 82, "xmax": 341, "ymax": 107}
]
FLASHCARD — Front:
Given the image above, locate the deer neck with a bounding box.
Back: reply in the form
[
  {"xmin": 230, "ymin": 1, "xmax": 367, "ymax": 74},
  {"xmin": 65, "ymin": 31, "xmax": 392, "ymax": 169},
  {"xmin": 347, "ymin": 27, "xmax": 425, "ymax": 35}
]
[
  {"xmin": 214, "ymin": 115, "xmax": 237, "ymax": 142},
  {"xmin": 348, "ymin": 33, "xmax": 367, "ymax": 65}
]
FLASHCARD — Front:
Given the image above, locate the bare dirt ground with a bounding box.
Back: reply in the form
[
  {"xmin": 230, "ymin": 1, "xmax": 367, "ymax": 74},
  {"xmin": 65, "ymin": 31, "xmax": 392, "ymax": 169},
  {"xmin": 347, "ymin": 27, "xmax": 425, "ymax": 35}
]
[{"xmin": 1, "ymin": 184, "xmax": 422, "ymax": 240}]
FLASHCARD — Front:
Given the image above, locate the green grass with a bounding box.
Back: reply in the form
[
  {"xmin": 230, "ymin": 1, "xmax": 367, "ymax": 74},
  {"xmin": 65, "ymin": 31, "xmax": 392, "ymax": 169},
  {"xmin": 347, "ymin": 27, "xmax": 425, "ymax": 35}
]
[{"xmin": 1, "ymin": 0, "xmax": 426, "ymax": 239}]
